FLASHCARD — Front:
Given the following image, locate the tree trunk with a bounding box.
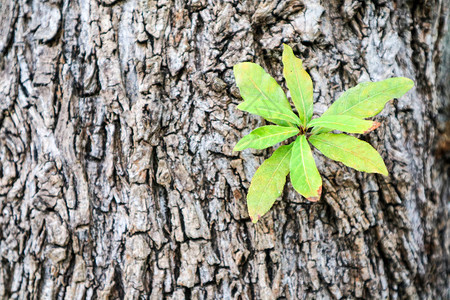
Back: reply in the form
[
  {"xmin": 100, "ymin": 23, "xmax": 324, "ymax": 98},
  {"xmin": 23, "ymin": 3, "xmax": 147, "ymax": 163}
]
[{"xmin": 0, "ymin": 0, "xmax": 448, "ymax": 299}]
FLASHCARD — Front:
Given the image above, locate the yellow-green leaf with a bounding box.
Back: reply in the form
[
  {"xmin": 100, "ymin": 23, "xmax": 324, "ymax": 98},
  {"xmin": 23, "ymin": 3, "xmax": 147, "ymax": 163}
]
[
  {"xmin": 290, "ymin": 135, "xmax": 322, "ymax": 201},
  {"xmin": 282, "ymin": 44, "xmax": 314, "ymax": 127},
  {"xmin": 309, "ymin": 133, "xmax": 388, "ymax": 175},
  {"xmin": 234, "ymin": 62, "xmax": 301, "ymax": 127},
  {"xmin": 323, "ymin": 77, "xmax": 414, "ymax": 118},
  {"xmin": 247, "ymin": 144, "xmax": 292, "ymax": 223},
  {"xmin": 233, "ymin": 125, "xmax": 299, "ymax": 151},
  {"xmin": 307, "ymin": 115, "xmax": 381, "ymax": 134}
]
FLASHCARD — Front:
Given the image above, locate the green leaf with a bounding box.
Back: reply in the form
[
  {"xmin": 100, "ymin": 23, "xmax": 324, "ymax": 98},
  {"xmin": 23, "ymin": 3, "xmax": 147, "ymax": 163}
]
[
  {"xmin": 233, "ymin": 125, "xmax": 299, "ymax": 151},
  {"xmin": 282, "ymin": 44, "xmax": 314, "ymax": 127},
  {"xmin": 247, "ymin": 144, "xmax": 292, "ymax": 223},
  {"xmin": 322, "ymin": 77, "xmax": 414, "ymax": 118},
  {"xmin": 290, "ymin": 135, "xmax": 322, "ymax": 201},
  {"xmin": 234, "ymin": 62, "xmax": 301, "ymax": 127},
  {"xmin": 309, "ymin": 133, "xmax": 388, "ymax": 175},
  {"xmin": 307, "ymin": 115, "xmax": 381, "ymax": 134}
]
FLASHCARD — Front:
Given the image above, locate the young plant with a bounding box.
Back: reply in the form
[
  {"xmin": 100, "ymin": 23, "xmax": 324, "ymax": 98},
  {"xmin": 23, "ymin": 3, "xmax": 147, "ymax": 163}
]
[{"xmin": 233, "ymin": 44, "xmax": 414, "ymax": 223}]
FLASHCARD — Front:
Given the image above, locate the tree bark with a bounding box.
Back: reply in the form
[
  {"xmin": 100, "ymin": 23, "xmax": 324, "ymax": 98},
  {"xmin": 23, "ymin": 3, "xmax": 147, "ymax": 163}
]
[{"xmin": 0, "ymin": 0, "xmax": 448, "ymax": 299}]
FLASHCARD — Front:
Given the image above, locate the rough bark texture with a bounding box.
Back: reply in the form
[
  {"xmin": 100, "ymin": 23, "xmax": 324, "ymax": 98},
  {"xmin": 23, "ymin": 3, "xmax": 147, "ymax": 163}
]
[{"xmin": 0, "ymin": 0, "xmax": 448, "ymax": 299}]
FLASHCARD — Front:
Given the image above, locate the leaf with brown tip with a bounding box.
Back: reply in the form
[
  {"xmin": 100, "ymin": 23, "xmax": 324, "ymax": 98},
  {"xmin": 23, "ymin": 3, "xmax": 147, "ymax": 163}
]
[
  {"xmin": 247, "ymin": 144, "xmax": 293, "ymax": 223},
  {"xmin": 290, "ymin": 135, "xmax": 322, "ymax": 201}
]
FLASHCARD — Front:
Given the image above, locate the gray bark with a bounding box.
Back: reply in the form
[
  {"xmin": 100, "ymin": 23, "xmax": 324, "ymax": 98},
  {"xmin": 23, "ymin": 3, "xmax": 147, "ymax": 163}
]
[{"xmin": 0, "ymin": 0, "xmax": 448, "ymax": 299}]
